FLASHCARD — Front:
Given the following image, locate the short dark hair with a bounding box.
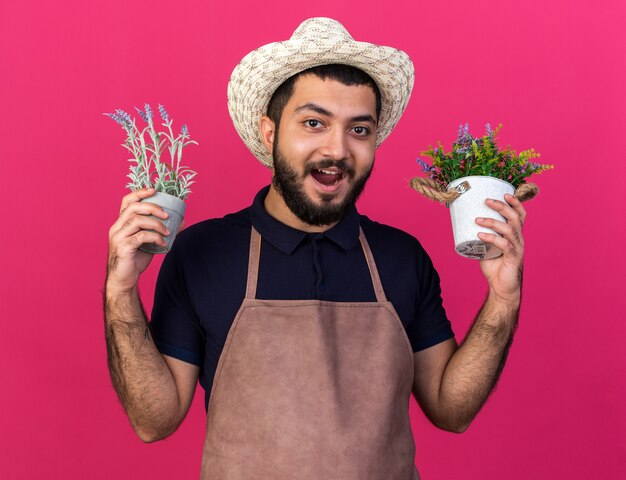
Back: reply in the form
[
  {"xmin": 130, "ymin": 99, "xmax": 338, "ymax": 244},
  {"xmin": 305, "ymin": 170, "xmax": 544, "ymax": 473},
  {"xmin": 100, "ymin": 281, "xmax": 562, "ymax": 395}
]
[{"xmin": 266, "ymin": 64, "xmax": 382, "ymax": 128}]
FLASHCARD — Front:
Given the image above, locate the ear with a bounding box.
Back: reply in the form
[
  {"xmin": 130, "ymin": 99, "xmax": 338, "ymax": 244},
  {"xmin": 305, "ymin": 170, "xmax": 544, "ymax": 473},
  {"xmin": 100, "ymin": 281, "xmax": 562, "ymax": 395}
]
[{"xmin": 259, "ymin": 115, "xmax": 275, "ymax": 154}]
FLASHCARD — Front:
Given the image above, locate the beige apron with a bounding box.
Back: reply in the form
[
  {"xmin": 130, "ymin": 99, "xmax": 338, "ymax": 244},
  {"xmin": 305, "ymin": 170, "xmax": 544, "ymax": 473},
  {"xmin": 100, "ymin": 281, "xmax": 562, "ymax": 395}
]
[{"xmin": 201, "ymin": 227, "xmax": 419, "ymax": 479}]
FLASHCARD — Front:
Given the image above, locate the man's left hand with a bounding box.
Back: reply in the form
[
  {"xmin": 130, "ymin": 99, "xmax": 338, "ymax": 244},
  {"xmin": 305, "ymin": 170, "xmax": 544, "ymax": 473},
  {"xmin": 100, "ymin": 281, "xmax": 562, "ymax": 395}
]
[{"xmin": 475, "ymin": 194, "xmax": 526, "ymax": 304}]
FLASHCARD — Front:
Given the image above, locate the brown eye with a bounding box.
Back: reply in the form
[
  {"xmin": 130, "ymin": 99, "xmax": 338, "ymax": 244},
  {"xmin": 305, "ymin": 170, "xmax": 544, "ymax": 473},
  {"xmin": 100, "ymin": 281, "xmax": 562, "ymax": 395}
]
[
  {"xmin": 352, "ymin": 126, "xmax": 369, "ymax": 136},
  {"xmin": 306, "ymin": 120, "xmax": 321, "ymax": 128}
]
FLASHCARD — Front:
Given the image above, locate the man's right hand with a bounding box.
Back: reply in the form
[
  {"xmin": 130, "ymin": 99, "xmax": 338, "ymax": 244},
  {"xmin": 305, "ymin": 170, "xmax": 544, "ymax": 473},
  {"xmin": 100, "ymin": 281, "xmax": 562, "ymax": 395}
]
[
  {"xmin": 104, "ymin": 190, "xmax": 198, "ymax": 442},
  {"xmin": 106, "ymin": 188, "xmax": 170, "ymax": 295}
]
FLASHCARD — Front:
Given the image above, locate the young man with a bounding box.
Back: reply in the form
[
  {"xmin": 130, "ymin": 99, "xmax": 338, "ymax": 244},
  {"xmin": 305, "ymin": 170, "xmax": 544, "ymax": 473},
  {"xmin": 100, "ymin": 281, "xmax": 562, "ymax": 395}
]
[{"xmin": 105, "ymin": 18, "xmax": 525, "ymax": 479}]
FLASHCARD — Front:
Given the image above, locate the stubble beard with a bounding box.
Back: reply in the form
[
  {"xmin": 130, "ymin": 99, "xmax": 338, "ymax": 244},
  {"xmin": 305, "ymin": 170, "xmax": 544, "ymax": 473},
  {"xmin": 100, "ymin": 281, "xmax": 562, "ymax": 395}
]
[{"xmin": 271, "ymin": 144, "xmax": 373, "ymax": 227}]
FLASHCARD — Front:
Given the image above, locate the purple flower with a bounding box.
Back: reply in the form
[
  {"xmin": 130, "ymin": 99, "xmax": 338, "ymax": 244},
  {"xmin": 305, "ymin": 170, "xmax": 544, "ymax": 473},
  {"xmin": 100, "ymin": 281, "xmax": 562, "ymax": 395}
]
[
  {"xmin": 134, "ymin": 106, "xmax": 149, "ymax": 123},
  {"xmin": 181, "ymin": 124, "xmax": 189, "ymax": 136},
  {"xmin": 144, "ymin": 103, "xmax": 153, "ymax": 121},
  {"xmin": 109, "ymin": 109, "xmax": 132, "ymax": 126},
  {"xmin": 105, "ymin": 112, "xmax": 125, "ymax": 126},
  {"xmin": 486, "ymin": 123, "xmax": 493, "ymax": 136},
  {"xmin": 158, "ymin": 104, "xmax": 169, "ymax": 122},
  {"xmin": 116, "ymin": 109, "xmax": 132, "ymax": 123},
  {"xmin": 416, "ymin": 157, "xmax": 434, "ymax": 173},
  {"xmin": 457, "ymin": 123, "xmax": 471, "ymax": 144}
]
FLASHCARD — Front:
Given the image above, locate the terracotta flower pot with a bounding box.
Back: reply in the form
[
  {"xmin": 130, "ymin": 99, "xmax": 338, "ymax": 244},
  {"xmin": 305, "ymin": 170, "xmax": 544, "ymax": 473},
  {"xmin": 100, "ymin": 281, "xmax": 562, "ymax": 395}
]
[
  {"xmin": 447, "ymin": 176, "xmax": 514, "ymax": 260},
  {"xmin": 138, "ymin": 192, "xmax": 186, "ymax": 254}
]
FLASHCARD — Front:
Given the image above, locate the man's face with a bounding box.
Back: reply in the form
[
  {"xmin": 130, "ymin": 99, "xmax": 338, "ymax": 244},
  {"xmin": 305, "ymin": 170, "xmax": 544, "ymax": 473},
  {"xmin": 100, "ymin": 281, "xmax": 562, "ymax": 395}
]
[{"xmin": 269, "ymin": 74, "xmax": 378, "ymax": 226}]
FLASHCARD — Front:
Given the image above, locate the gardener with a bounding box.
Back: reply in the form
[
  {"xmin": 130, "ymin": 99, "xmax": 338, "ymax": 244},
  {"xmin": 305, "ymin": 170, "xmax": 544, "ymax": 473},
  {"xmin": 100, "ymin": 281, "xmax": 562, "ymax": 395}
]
[{"xmin": 104, "ymin": 17, "xmax": 526, "ymax": 479}]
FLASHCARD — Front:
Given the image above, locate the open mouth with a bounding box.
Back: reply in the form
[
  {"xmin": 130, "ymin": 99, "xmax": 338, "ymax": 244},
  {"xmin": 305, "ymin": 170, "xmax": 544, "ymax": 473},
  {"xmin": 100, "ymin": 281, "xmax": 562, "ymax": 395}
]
[{"xmin": 310, "ymin": 168, "xmax": 345, "ymax": 186}]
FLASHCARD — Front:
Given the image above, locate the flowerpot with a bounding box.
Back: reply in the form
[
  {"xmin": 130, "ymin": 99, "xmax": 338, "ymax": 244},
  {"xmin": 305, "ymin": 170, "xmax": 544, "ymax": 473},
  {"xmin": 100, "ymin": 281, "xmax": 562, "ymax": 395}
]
[
  {"xmin": 447, "ymin": 176, "xmax": 514, "ymax": 260},
  {"xmin": 138, "ymin": 192, "xmax": 186, "ymax": 254}
]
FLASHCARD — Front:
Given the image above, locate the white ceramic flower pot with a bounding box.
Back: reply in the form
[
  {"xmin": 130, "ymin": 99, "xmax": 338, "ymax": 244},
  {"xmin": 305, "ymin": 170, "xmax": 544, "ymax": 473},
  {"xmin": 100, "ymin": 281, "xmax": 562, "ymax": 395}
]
[
  {"xmin": 447, "ymin": 176, "xmax": 514, "ymax": 260},
  {"xmin": 138, "ymin": 192, "xmax": 186, "ymax": 254}
]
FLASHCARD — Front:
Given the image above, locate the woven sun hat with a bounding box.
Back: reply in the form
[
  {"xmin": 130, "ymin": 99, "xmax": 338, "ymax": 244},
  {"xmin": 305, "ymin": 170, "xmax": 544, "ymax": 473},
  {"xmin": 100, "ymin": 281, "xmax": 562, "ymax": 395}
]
[{"xmin": 227, "ymin": 17, "xmax": 415, "ymax": 168}]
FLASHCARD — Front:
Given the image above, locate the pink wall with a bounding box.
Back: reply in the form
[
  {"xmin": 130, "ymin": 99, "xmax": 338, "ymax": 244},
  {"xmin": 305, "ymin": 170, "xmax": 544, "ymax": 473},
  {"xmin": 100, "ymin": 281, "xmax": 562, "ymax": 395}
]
[{"xmin": 1, "ymin": 0, "xmax": 624, "ymax": 478}]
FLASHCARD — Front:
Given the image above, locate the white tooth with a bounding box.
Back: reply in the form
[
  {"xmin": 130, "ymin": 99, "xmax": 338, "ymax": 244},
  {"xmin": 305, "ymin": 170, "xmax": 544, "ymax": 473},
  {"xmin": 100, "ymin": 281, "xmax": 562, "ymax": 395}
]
[{"xmin": 321, "ymin": 169, "xmax": 338, "ymax": 175}]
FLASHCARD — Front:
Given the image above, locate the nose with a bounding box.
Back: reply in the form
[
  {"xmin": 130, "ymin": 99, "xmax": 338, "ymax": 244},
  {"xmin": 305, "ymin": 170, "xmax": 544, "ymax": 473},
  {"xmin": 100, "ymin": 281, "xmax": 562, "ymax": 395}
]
[{"xmin": 319, "ymin": 127, "xmax": 350, "ymax": 161}]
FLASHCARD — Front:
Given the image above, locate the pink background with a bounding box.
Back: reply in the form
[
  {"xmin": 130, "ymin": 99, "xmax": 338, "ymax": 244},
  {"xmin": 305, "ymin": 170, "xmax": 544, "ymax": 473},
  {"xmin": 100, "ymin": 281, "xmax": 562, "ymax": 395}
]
[{"xmin": 1, "ymin": 0, "xmax": 624, "ymax": 478}]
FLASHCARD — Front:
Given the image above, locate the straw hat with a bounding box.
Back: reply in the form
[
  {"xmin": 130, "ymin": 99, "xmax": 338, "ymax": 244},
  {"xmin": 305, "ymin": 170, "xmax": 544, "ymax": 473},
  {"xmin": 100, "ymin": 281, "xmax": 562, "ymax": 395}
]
[{"xmin": 227, "ymin": 17, "xmax": 415, "ymax": 167}]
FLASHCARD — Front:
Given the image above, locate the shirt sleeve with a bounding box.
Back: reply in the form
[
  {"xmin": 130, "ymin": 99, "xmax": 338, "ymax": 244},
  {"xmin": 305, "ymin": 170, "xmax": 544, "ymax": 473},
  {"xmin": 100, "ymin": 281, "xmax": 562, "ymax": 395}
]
[
  {"xmin": 406, "ymin": 244, "xmax": 455, "ymax": 352},
  {"xmin": 407, "ymin": 245, "xmax": 454, "ymax": 352},
  {"xmin": 149, "ymin": 241, "xmax": 204, "ymax": 366}
]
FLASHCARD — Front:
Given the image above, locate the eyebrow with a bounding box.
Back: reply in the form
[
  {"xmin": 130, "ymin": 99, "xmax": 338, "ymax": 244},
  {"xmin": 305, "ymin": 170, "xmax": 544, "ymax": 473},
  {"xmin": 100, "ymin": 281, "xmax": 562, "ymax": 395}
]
[{"xmin": 294, "ymin": 102, "xmax": 377, "ymax": 124}]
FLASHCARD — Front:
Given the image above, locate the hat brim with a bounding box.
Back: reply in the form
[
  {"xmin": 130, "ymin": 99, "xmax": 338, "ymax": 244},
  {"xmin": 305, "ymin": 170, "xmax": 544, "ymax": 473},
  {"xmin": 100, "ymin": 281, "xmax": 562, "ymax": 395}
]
[{"xmin": 228, "ymin": 32, "xmax": 414, "ymax": 167}]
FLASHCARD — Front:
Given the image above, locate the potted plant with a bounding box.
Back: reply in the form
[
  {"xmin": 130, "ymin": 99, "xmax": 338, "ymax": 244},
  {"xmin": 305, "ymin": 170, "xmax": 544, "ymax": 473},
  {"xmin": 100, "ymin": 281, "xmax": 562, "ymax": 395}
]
[
  {"xmin": 410, "ymin": 123, "xmax": 553, "ymax": 260},
  {"xmin": 105, "ymin": 104, "xmax": 198, "ymax": 253}
]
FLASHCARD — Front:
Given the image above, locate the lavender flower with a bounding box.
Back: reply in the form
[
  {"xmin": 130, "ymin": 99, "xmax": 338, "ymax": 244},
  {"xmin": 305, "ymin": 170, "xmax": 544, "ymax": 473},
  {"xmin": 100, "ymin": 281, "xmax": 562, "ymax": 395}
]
[
  {"xmin": 486, "ymin": 123, "xmax": 493, "ymax": 137},
  {"xmin": 416, "ymin": 157, "xmax": 434, "ymax": 173},
  {"xmin": 116, "ymin": 109, "xmax": 132, "ymax": 124},
  {"xmin": 134, "ymin": 106, "xmax": 149, "ymax": 123},
  {"xmin": 144, "ymin": 103, "xmax": 153, "ymax": 121},
  {"xmin": 105, "ymin": 110, "xmax": 133, "ymax": 127},
  {"xmin": 158, "ymin": 104, "xmax": 169, "ymax": 122},
  {"xmin": 457, "ymin": 123, "xmax": 471, "ymax": 144},
  {"xmin": 105, "ymin": 104, "xmax": 199, "ymax": 199},
  {"xmin": 105, "ymin": 112, "xmax": 126, "ymax": 126}
]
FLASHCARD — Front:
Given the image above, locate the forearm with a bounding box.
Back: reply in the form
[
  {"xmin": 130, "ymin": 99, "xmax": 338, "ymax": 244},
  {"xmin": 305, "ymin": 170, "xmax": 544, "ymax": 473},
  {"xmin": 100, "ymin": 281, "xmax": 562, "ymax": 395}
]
[
  {"xmin": 438, "ymin": 290, "xmax": 520, "ymax": 431},
  {"xmin": 104, "ymin": 286, "xmax": 182, "ymax": 442}
]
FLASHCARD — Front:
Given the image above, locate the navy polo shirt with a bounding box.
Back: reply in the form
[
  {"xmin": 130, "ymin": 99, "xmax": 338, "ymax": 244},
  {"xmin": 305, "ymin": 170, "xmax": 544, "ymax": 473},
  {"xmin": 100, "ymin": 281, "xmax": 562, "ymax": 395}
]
[{"xmin": 150, "ymin": 186, "xmax": 455, "ymax": 410}]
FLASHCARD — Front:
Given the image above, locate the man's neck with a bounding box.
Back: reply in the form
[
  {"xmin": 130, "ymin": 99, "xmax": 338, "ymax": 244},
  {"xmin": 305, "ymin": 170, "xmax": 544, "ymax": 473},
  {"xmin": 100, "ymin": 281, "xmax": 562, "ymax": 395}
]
[{"xmin": 264, "ymin": 185, "xmax": 338, "ymax": 233}]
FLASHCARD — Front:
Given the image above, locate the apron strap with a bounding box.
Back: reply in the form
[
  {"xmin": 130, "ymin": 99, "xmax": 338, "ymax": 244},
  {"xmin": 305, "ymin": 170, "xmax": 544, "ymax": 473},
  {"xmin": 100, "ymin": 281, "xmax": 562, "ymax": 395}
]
[
  {"xmin": 246, "ymin": 225, "xmax": 388, "ymax": 303},
  {"xmin": 358, "ymin": 227, "xmax": 388, "ymax": 303},
  {"xmin": 245, "ymin": 226, "xmax": 262, "ymax": 299}
]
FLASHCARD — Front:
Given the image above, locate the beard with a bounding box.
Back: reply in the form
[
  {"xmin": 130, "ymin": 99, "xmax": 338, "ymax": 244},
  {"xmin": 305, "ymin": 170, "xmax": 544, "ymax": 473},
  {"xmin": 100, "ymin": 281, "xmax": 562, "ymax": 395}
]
[{"xmin": 271, "ymin": 144, "xmax": 373, "ymax": 227}]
